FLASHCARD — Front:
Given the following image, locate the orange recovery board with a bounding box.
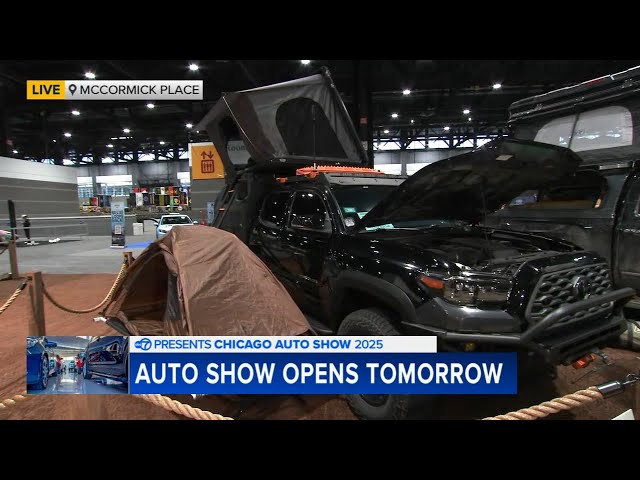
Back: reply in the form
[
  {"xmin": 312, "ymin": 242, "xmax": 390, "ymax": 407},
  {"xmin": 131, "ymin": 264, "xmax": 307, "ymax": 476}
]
[{"xmin": 295, "ymin": 165, "xmax": 385, "ymax": 178}]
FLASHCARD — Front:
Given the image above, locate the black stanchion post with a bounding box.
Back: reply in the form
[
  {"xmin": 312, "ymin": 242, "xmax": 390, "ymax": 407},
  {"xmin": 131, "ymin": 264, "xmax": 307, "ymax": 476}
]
[
  {"xmin": 7, "ymin": 200, "xmax": 19, "ymax": 279},
  {"xmin": 7, "ymin": 200, "xmax": 16, "ymax": 239}
]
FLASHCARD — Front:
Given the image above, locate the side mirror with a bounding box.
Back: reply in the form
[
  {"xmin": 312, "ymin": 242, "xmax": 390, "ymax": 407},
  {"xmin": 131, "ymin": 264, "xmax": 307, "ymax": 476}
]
[
  {"xmin": 46, "ymin": 341, "xmax": 57, "ymax": 348},
  {"xmin": 153, "ymin": 221, "xmax": 159, "ymax": 226},
  {"xmin": 193, "ymin": 221, "xmax": 199, "ymax": 224}
]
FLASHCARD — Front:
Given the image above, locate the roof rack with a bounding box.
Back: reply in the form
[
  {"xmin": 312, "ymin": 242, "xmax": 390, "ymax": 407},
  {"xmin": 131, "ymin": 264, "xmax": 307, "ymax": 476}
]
[
  {"xmin": 295, "ymin": 165, "xmax": 385, "ymax": 178},
  {"xmin": 276, "ymin": 165, "xmax": 387, "ymax": 183}
]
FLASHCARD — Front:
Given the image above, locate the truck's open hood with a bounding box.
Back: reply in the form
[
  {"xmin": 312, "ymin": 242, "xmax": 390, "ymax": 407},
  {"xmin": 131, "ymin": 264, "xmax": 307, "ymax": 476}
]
[
  {"xmin": 360, "ymin": 138, "xmax": 583, "ymax": 228},
  {"xmin": 196, "ymin": 68, "xmax": 368, "ymax": 180}
]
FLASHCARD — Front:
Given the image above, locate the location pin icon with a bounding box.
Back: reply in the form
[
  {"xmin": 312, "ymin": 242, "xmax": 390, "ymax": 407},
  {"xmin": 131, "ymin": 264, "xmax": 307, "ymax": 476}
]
[{"xmin": 69, "ymin": 84, "xmax": 77, "ymax": 96}]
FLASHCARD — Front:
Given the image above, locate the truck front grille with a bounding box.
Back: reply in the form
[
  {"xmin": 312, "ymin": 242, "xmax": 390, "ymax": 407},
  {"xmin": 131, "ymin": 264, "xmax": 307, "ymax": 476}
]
[{"xmin": 526, "ymin": 263, "xmax": 613, "ymax": 325}]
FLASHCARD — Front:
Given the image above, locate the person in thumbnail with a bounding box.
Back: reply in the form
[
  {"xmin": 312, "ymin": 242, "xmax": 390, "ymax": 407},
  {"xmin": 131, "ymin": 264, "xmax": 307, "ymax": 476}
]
[
  {"xmin": 21, "ymin": 214, "xmax": 34, "ymax": 245},
  {"xmin": 55, "ymin": 355, "xmax": 63, "ymax": 375},
  {"xmin": 76, "ymin": 355, "xmax": 84, "ymax": 375}
]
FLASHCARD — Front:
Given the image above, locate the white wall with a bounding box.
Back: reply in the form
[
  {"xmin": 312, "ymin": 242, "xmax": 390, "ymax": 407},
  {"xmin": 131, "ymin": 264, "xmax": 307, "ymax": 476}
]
[
  {"xmin": 373, "ymin": 148, "xmax": 472, "ymax": 175},
  {"xmin": 373, "ymin": 148, "xmax": 472, "ymax": 165},
  {"xmin": 0, "ymin": 157, "xmax": 77, "ymax": 184}
]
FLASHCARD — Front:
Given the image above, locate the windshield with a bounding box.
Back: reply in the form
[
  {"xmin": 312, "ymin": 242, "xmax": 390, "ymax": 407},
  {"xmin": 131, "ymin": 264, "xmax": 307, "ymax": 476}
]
[
  {"xmin": 161, "ymin": 216, "xmax": 191, "ymax": 225},
  {"xmin": 331, "ymin": 185, "xmax": 396, "ymax": 223},
  {"xmin": 331, "ymin": 184, "xmax": 468, "ymax": 231}
]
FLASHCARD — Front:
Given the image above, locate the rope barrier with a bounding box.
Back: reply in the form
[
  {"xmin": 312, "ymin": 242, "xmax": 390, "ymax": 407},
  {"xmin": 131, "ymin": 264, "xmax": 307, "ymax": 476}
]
[
  {"xmin": 0, "ymin": 379, "xmax": 634, "ymax": 420},
  {"xmin": 0, "ymin": 390, "xmax": 233, "ymax": 420},
  {"xmin": 482, "ymin": 385, "xmax": 604, "ymax": 420},
  {"xmin": 41, "ymin": 261, "xmax": 127, "ymax": 314},
  {"xmin": 0, "ymin": 279, "xmax": 29, "ymax": 316},
  {"xmin": 0, "ymin": 391, "xmax": 28, "ymax": 410},
  {"xmin": 134, "ymin": 394, "xmax": 233, "ymax": 420}
]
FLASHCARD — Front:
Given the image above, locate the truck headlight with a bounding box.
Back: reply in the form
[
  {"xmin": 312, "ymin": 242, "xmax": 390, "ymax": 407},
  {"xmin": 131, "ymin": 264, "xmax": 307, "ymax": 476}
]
[
  {"xmin": 419, "ymin": 275, "xmax": 511, "ymax": 307},
  {"xmin": 26, "ymin": 337, "xmax": 38, "ymax": 349}
]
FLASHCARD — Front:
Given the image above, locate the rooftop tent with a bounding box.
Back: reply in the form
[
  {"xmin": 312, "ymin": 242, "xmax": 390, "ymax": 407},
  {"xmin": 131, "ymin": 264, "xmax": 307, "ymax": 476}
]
[
  {"xmin": 508, "ymin": 65, "xmax": 640, "ymax": 165},
  {"xmin": 195, "ymin": 68, "xmax": 369, "ymax": 181},
  {"xmin": 103, "ymin": 225, "xmax": 311, "ymax": 337}
]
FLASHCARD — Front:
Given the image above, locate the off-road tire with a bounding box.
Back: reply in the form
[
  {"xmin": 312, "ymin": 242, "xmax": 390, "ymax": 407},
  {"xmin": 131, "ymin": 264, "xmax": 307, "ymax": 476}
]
[
  {"xmin": 338, "ymin": 308, "xmax": 433, "ymax": 420},
  {"xmin": 83, "ymin": 363, "xmax": 92, "ymax": 379},
  {"xmin": 36, "ymin": 355, "xmax": 49, "ymax": 390}
]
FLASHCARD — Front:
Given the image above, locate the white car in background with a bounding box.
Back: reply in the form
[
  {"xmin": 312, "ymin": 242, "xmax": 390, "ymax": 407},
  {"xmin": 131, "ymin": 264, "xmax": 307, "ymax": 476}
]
[{"xmin": 154, "ymin": 214, "xmax": 198, "ymax": 239}]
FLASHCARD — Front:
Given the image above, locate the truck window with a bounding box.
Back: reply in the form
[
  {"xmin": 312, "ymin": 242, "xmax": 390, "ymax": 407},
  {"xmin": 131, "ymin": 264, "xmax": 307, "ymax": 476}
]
[
  {"xmin": 507, "ymin": 170, "xmax": 607, "ymax": 210},
  {"xmin": 289, "ymin": 192, "xmax": 331, "ymax": 232},
  {"xmin": 535, "ymin": 105, "xmax": 633, "ymax": 152},
  {"xmin": 260, "ymin": 192, "xmax": 290, "ymax": 228}
]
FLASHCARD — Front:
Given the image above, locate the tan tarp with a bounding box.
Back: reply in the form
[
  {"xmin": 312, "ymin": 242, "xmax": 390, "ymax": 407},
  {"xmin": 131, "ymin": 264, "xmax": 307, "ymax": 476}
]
[{"xmin": 104, "ymin": 225, "xmax": 310, "ymax": 337}]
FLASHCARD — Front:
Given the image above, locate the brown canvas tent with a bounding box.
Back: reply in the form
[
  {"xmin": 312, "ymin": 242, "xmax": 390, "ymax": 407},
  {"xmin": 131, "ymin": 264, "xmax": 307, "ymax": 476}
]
[{"xmin": 103, "ymin": 225, "xmax": 310, "ymax": 337}]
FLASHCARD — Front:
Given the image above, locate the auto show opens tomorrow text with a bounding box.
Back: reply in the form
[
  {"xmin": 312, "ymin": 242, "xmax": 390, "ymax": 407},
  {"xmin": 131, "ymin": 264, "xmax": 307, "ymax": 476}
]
[{"xmin": 128, "ymin": 336, "xmax": 518, "ymax": 395}]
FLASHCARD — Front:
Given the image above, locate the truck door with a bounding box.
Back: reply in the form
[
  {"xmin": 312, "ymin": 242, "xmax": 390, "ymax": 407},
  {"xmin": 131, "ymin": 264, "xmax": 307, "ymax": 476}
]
[
  {"xmin": 252, "ymin": 191, "xmax": 295, "ymax": 290},
  {"xmin": 280, "ymin": 191, "xmax": 333, "ymax": 313},
  {"xmin": 615, "ymin": 172, "xmax": 640, "ymax": 292}
]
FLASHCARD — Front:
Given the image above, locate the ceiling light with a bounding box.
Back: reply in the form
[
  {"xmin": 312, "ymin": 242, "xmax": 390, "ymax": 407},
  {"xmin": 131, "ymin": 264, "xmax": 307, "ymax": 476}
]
[
  {"xmin": 391, "ymin": 113, "xmax": 398, "ymax": 118},
  {"xmin": 64, "ymin": 132, "xmax": 72, "ymax": 138},
  {"xmin": 493, "ymin": 83, "xmax": 502, "ymax": 90},
  {"xmin": 444, "ymin": 126, "xmax": 450, "ymax": 131},
  {"xmin": 12, "ymin": 149, "xmax": 18, "ymax": 154},
  {"xmin": 468, "ymin": 117, "xmax": 472, "ymax": 121},
  {"xmin": 402, "ymin": 89, "xmax": 411, "ymax": 95},
  {"xmin": 188, "ymin": 63, "xmax": 199, "ymax": 71},
  {"xmin": 159, "ymin": 141, "xmax": 165, "ymax": 145},
  {"xmin": 71, "ymin": 110, "xmax": 80, "ymax": 116},
  {"xmin": 383, "ymin": 129, "xmax": 390, "ymax": 134},
  {"xmin": 84, "ymin": 71, "xmax": 96, "ymax": 79},
  {"xmin": 53, "ymin": 139, "xmax": 57, "ymax": 143},
  {"xmin": 106, "ymin": 144, "xmax": 113, "ymax": 148},
  {"xmin": 463, "ymin": 109, "xmax": 470, "ymax": 115},
  {"xmin": 147, "ymin": 103, "xmax": 155, "ymax": 109},
  {"xmin": 186, "ymin": 123, "xmax": 193, "ymax": 129},
  {"xmin": 410, "ymin": 119, "xmax": 414, "ymax": 124},
  {"xmin": 300, "ymin": 60, "xmax": 311, "ymax": 65},
  {"xmin": 123, "ymin": 128, "xmax": 130, "ymax": 133}
]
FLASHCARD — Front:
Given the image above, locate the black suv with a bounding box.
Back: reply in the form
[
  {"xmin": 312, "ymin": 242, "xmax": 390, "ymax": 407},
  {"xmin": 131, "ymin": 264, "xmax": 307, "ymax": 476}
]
[
  {"xmin": 83, "ymin": 336, "xmax": 129, "ymax": 385},
  {"xmin": 198, "ymin": 70, "xmax": 634, "ymax": 420}
]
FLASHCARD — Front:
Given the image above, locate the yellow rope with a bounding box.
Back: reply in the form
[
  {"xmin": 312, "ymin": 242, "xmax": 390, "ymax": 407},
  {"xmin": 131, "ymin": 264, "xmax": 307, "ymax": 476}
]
[
  {"xmin": 0, "ymin": 384, "xmax": 605, "ymax": 421},
  {"xmin": 0, "ymin": 390, "xmax": 232, "ymax": 420},
  {"xmin": 0, "ymin": 280, "xmax": 29, "ymax": 316},
  {"xmin": 135, "ymin": 394, "xmax": 233, "ymax": 420},
  {"xmin": 0, "ymin": 391, "xmax": 28, "ymax": 410},
  {"xmin": 41, "ymin": 261, "xmax": 127, "ymax": 314},
  {"xmin": 482, "ymin": 386, "xmax": 604, "ymax": 420}
]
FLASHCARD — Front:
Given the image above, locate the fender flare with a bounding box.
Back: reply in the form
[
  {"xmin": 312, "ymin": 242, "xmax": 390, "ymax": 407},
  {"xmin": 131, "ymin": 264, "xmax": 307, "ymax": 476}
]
[{"xmin": 331, "ymin": 270, "xmax": 418, "ymax": 327}]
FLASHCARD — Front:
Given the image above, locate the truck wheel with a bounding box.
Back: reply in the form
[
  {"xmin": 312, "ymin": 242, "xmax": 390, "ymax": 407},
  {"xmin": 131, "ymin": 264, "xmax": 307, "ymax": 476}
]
[
  {"xmin": 35, "ymin": 356, "xmax": 49, "ymax": 390},
  {"xmin": 338, "ymin": 308, "xmax": 433, "ymax": 420},
  {"xmin": 83, "ymin": 363, "xmax": 92, "ymax": 379}
]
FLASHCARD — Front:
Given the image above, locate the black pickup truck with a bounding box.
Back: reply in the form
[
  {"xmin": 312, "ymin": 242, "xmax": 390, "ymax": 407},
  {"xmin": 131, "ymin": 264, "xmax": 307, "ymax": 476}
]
[
  {"xmin": 196, "ymin": 69, "xmax": 635, "ymax": 420},
  {"xmin": 485, "ymin": 66, "xmax": 640, "ymax": 345}
]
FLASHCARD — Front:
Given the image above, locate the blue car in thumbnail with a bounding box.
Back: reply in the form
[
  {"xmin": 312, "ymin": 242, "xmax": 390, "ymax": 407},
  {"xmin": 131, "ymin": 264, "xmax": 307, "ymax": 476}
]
[
  {"xmin": 83, "ymin": 336, "xmax": 129, "ymax": 384},
  {"xmin": 26, "ymin": 336, "xmax": 57, "ymax": 390}
]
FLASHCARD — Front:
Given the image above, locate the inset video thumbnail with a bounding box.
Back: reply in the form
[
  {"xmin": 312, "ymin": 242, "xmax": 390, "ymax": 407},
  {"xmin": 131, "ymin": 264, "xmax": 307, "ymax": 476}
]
[{"xmin": 26, "ymin": 336, "xmax": 129, "ymax": 394}]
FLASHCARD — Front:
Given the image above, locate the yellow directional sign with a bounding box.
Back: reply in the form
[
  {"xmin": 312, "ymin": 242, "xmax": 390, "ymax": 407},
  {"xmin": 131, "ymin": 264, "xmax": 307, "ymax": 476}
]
[{"xmin": 190, "ymin": 143, "xmax": 224, "ymax": 179}]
